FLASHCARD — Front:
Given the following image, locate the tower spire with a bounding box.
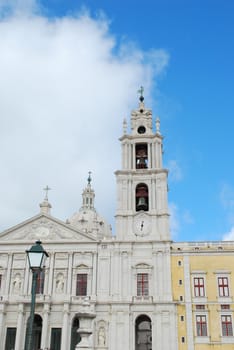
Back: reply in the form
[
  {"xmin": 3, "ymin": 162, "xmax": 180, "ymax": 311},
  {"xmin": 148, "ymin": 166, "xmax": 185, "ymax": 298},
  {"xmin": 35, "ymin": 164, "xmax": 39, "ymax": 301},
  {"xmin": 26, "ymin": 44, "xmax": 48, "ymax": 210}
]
[
  {"xmin": 82, "ymin": 172, "xmax": 95, "ymax": 210},
  {"xmin": 116, "ymin": 89, "xmax": 170, "ymax": 241},
  {"xmin": 40, "ymin": 185, "xmax": 52, "ymax": 215}
]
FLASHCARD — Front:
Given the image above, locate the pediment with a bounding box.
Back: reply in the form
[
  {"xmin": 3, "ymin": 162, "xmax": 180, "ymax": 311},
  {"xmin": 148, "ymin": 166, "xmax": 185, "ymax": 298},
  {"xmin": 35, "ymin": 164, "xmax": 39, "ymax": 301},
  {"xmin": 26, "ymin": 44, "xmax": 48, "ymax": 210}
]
[{"xmin": 0, "ymin": 214, "xmax": 97, "ymax": 242}]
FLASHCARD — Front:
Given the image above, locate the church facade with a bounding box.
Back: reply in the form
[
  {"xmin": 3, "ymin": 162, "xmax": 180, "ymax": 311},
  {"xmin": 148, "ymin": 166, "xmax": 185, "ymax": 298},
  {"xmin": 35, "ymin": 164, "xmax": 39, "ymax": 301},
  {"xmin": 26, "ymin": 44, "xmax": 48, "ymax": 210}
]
[{"xmin": 0, "ymin": 95, "xmax": 234, "ymax": 350}]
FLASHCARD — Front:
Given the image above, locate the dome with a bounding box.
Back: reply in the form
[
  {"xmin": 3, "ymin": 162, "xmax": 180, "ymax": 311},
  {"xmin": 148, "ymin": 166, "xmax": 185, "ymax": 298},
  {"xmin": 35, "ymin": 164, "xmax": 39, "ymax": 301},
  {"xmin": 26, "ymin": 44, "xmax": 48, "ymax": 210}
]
[{"xmin": 68, "ymin": 173, "xmax": 112, "ymax": 239}]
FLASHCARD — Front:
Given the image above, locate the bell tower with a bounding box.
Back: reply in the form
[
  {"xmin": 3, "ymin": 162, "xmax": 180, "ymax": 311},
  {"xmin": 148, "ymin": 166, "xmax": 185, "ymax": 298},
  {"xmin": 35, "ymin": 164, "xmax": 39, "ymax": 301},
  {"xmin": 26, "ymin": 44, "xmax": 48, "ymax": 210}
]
[{"xmin": 115, "ymin": 88, "xmax": 170, "ymax": 241}]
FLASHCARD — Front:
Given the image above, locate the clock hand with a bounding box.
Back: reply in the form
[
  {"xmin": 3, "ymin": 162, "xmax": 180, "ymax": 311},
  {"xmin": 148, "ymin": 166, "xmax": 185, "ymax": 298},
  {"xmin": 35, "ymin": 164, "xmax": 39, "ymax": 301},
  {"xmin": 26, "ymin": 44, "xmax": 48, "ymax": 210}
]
[{"xmin": 140, "ymin": 221, "xmax": 144, "ymax": 231}]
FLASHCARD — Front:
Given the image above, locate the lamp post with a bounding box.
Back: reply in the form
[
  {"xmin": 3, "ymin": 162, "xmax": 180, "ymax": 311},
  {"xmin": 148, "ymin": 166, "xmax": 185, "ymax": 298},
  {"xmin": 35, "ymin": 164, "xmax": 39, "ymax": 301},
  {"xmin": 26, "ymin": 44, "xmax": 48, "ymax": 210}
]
[{"xmin": 25, "ymin": 240, "xmax": 49, "ymax": 350}]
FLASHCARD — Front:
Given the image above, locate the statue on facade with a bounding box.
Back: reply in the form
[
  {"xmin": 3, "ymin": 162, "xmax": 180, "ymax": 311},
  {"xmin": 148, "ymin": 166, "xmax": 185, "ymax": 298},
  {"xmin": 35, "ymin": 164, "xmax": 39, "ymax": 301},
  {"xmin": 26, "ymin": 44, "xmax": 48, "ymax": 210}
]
[
  {"xmin": 13, "ymin": 274, "xmax": 22, "ymax": 293},
  {"xmin": 98, "ymin": 327, "xmax": 106, "ymax": 347},
  {"xmin": 56, "ymin": 273, "xmax": 64, "ymax": 293}
]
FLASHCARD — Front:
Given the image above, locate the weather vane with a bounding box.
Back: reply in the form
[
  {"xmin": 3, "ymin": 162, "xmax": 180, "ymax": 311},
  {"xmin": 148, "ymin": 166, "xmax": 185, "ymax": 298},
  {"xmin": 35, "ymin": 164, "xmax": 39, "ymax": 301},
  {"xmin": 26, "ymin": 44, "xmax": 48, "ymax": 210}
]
[
  {"xmin": 137, "ymin": 86, "xmax": 144, "ymax": 102},
  {"xmin": 43, "ymin": 185, "xmax": 51, "ymax": 201},
  {"xmin": 87, "ymin": 171, "xmax": 92, "ymax": 185}
]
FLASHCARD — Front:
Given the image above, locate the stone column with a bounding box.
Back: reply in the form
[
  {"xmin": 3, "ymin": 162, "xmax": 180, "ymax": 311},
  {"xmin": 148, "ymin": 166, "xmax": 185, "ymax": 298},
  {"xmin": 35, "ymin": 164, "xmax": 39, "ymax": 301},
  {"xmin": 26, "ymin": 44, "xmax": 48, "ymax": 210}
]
[
  {"xmin": 23, "ymin": 265, "xmax": 30, "ymax": 295},
  {"xmin": 61, "ymin": 302, "xmax": 70, "ymax": 349},
  {"xmin": 4, "ymin": 253, "xmax": 13, "ymax": 295},
  {"xmin": 40, "ymin": 303, "xmax": 50, "ymax": 349},
  {"xmin": 91, "ymin": 252, "xmax": 97, "ymax": 298},
  {"xmin": 157, "ymin": 251, "xmax": 163, "ymax": 300},
  {"xmin": 152, "ymin": 141, "xmax": 156, "ymax": 168},
  {"xmin": 47, "ymin": 252, "xmax": 55, "ymax": 295},
  {"xmin": 152, "ymin": 251, "xmax": 158, "ymax": 300},
  {"xmin": 67, "ymin": 252, "xmax": 73, "ymax": 294},
  {"xmin": 0, "ymin": 303, "xmax": 6, "ymax": 350},
  {"xmin": 132, "ymin": 143, "xmax": 136, "ymax": 169},
  {"xmin": 112, "ymin": 250, "xmax": 119, "ymax": 299},
  {"xmin": 15, "ymin": 303, "xmax": 25, "ymax": 350}
]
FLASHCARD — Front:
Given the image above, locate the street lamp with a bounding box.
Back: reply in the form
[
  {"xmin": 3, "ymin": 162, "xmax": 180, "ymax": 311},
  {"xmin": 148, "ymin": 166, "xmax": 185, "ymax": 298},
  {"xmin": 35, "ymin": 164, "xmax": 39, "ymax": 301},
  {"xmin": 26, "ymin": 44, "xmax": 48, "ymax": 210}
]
[{"xmin": 25, "ymin": 240, "xmax": 49, "ymax": 350}]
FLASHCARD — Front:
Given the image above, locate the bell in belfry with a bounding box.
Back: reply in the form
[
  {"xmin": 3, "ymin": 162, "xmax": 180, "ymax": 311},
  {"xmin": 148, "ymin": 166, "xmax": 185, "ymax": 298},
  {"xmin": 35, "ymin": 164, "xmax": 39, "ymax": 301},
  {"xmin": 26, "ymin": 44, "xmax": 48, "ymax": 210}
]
[{"xmin": 136, "ymin": 197, "xmax": 147, "ymax": 211}]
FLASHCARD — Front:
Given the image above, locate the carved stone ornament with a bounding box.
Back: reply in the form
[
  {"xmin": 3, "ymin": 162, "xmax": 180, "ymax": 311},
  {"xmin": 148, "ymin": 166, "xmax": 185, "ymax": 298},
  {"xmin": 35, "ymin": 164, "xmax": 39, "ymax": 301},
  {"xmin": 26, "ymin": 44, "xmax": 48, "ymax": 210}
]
[{"xmin": 1, "ymin": 217, "xmax": 85, "ymax": 241}]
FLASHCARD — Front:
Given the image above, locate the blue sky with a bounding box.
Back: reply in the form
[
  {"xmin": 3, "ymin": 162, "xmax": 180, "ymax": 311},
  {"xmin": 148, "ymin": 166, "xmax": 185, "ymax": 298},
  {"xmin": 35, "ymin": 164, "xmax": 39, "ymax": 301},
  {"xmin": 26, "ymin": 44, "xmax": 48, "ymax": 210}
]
[{"xmin": 0, "ymin": 0, "xmax": 234, "ymax": 241}]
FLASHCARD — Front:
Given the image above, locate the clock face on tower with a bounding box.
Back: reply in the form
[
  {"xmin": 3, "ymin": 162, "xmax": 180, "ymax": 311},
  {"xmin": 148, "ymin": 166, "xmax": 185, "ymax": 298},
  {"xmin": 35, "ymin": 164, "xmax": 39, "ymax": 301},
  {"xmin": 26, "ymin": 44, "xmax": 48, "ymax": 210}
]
[{"xmin": 133, "ymin": 213, "xmax": 151, "ymax": 236}]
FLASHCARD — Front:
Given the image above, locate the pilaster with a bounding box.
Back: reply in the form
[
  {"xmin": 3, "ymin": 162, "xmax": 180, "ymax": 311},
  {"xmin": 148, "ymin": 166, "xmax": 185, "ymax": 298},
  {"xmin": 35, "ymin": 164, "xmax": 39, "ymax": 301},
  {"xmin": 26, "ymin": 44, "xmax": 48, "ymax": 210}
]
[
  {"xmin": 61, "ymin": 302, "xmax": 70, "ymax": 349},
  {"xmin": 15, "ymin": 303, "xmax": 25, "ymax": 350},
  {"xmin": 0, "ymin": 302, "xmax": 6, "ymax": 349},
  {"xmin": 40, "ymin": 302, "xmax": 50, "ymax": 349}
]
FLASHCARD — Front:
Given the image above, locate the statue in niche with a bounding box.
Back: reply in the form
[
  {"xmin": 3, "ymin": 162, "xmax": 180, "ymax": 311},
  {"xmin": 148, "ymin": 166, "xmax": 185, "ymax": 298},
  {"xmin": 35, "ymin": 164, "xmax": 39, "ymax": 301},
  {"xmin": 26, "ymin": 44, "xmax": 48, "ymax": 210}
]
[
  {"xmin": 56, "ymin": 273, "xmax": 64, "ymax": 293},
  {"xmin": 98, "ymin": 327, "xmax": 106, "ymax": 347},
  {"xmin": 13, "ymin": 274, "xmax": 22, "ymax": 293}
]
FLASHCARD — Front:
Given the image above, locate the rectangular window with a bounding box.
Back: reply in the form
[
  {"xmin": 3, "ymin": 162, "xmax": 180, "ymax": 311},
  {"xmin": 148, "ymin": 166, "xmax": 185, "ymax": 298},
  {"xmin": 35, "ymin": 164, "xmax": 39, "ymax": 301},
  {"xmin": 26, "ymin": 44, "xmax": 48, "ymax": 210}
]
[
  {"xmin": 76, "ymin": 274, "xmax": 87, "ymax": 296},
  {"xmin": 137, "ymin": 273, "xmax": 149, "ymax": 296},
  {"xmin": 196, "ymin": 305, "xmax": 205, "ymax": 310},
  {"xmin": 36, "ymin": 269, "xmax": 45, "ymax": 294},
  {"xmin": 221, "ymin": 315, "xmax": 233, "ymax": 336},
  {"xmin": 196, "ymin": 315, "xmax": 207, "ymax": 336},
  {"xmin": 194, "ymin": 277, "xmax": 205, "ymax": 297},
  {"xmin": 221, "ymin": 304, "xmax": 230, "ymax": 310},
  {"xmin": 50, "ymin": 328, "xmax": 62, "ymax": 350},
  {"xmin": 5, "ymin": 328, "xmax": 16, "ymax": 350},
  {"xmin": 0, "ymin": 274, "xmax": 2, "ymax": 290},
  {"xmin": 218, "ymin": 277, "xmax": 229, "ymax": 297}
]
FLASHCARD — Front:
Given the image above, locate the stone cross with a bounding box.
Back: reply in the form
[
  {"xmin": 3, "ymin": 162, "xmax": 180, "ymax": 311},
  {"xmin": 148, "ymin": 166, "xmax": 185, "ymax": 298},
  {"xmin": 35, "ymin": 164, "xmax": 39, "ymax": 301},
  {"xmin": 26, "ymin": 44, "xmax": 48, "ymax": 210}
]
[
  {"xmin": 43, "ymin": 185, "xmax": 51, "ymax": 201},
  {"xmin": 138, "ymin": 86, "xmax": 144, "ymax": 98}
]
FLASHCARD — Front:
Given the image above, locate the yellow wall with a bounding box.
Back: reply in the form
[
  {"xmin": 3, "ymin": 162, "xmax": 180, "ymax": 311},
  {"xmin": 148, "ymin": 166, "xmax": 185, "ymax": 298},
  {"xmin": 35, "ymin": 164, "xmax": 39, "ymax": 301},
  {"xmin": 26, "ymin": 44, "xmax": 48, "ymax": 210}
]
[{"xmin": 171, "ymin": 250, "xmax": 234, "ymax": 350}]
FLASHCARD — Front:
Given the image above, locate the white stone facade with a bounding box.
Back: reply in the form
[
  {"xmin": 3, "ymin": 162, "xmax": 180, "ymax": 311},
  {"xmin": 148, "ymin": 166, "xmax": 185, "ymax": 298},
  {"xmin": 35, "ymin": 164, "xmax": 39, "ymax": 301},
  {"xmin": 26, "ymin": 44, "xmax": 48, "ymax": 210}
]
[{"xmin": 0, "ymin": 96, "xmax": 178, "ymax": 350}]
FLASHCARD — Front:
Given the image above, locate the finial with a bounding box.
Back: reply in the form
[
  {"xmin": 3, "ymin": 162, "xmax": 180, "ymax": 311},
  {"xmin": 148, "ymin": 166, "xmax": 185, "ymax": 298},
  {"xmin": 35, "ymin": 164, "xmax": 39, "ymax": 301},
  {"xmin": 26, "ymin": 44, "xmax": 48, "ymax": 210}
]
[
  {"xmin": 87, "ymin": 171, "xmax": 92, "ymax": 185},
  {"xmin": 43, "ymin": 185, "xmax": 51, "ymax": 201},
  {"xmin": 137, "ymin": 86, "xmax": 144, "ymax": 102},
  {"xmin": 123, "ymin": 118, "xmax": 127, "ymax": 134},
  {"xmin": 156, "ymin": 117, "xmax": 161, "ymax": 134},
  {"xmin": 40, "ymin": 186, "xmax": 52, "ymax": 215}
]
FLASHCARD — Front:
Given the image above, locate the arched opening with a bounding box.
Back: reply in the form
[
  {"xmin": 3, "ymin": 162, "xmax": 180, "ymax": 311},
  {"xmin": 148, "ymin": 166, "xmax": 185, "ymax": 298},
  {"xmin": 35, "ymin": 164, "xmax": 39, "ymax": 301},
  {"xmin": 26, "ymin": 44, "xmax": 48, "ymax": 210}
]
[
  {"xmin": 136, "ymin": 184, "xmax": 149, "ymax": 211},
  {"xmin": 135, "ymin": 315, "xmax": 152, "ymax": 350},
  {"xmin": 70, "ymin": 317, "xmax": 81, "ymax": 350},
  {"xmin": 136, "ymin": 144, "xmax": 148, "ymax": 169},
  {"xmin": 25, "ymin": 314, "xmax": 42, "ymax": 350}
]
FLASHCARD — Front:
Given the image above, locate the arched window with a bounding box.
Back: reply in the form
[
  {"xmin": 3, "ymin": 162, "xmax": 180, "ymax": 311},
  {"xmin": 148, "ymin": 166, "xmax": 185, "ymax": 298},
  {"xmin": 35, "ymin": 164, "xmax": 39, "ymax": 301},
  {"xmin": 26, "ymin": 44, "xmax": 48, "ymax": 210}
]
[
  {"xmin": 136, "ymin": 184, "xmax": 149, "ymax": 211},
  {"xmin": 70, "ymin": 317, "xmax": 81, "ymax": 350},
  {"xmin": 136, "ymin": 144, "xmax": 148, "ymax": 169},
  {"xmin": 135, "ymin": 315, "xmax": 152, "ymax": 350}
]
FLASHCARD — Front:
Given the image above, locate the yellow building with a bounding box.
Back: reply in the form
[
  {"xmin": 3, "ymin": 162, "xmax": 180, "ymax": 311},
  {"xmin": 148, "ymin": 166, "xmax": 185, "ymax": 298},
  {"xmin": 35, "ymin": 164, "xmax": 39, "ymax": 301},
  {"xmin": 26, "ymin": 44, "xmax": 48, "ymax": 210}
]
[{"xmin": 171, "ymin": 241, "xmax": 234, "ymax": 350}]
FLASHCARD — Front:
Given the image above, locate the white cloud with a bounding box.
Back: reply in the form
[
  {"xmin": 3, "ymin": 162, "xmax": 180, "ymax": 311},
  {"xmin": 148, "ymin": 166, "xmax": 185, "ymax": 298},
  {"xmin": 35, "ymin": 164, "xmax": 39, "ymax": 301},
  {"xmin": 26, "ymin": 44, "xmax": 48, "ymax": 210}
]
[
  {"xmin": 169, "ymin": 203, "xmax": 194, "ymax": 240},
  {"xmin": 167, "ymin": 160, "xmax": 183, "ymax": 182},
  {"xmin": 0, "ymin": 2, "xmax": 169, "ymax": 232},
  {"xmin": 220, "ymin": 183, "xmax": 234, "ymax": 241},
  {"xmin": 169, "ymin": 202, "xmax": 180, "ymax": 239},
  {"xmin": 220, "ymin": 183, "xmax": 234, "ymax": 212},
  {"xmin": 182, "ymin": 209, "xmax": 194, "ymax": 225},
  {"xmin": 222, "ymin": 227, "xmax": 234, "ymax": 241},
  {"xmin": 0, "ymin": 0, "xmax": 38, "ymax": 16},
  {"xmin": 220, "ymin": 184, "xmax": 234, "ymax": 240}
]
